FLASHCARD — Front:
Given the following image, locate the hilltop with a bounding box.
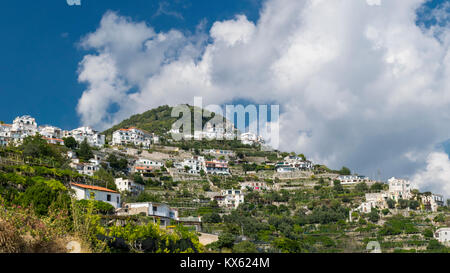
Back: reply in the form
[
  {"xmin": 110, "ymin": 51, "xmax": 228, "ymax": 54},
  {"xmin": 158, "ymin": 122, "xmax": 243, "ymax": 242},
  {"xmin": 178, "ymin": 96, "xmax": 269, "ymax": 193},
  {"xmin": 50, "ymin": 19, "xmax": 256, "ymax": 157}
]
[{"xmin": 102, "ymin": 105, "xmax": 230, "ymax": 138}]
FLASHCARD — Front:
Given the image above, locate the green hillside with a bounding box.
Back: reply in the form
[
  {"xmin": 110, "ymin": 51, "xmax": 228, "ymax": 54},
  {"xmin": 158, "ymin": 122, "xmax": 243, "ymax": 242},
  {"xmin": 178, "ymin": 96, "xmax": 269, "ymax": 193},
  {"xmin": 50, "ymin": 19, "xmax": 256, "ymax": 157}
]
[{"xmin": 102, "ymin": 105, "xmax": 226, "ymax": 137}]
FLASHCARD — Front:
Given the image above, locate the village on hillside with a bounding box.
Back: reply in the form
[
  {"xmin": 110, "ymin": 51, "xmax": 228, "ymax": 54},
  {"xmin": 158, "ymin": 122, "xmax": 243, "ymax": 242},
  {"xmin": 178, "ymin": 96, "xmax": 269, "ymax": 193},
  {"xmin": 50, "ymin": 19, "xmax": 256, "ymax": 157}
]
[{"xmin": 0, "ymin": 114, "xmax": 449, "ymax": 253}]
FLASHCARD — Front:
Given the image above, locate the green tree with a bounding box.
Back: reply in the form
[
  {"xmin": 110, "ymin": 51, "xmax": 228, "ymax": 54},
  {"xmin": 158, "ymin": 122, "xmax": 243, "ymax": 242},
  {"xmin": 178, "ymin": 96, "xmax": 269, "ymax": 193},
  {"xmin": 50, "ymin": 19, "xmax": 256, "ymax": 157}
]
[
  {"xmin": 93, "ymin": 168, "xmax": 116, "ymax": 190},
  {"xmin": 216, "ymin": 233, "xmax": 236, "ymax": 249},
  {"xmin": 386, "ymin": 198, "xmax": 396, "ymax": 209},
  {"xmin": 20, "ymin": 179, "xmax": 68, "ymax": 216},
  {"xmin": 333, "ymin": 180, "xmax": 343, "ymax": 193},
  {"xmin": 77, "ymin": 138, "xmax": 93, "ymax": 161},
  {"xmin": 233, "ymin": 241, "xmax": 258, "ymax": 253},
  {"xmin": 355, "ymin": 182, "xmax": 369, "ymax": 193},
  {"xmin": 338, "ymin": 166, "xmax": 351, "ymax": 175},
  {"xmin": 20, "ymin": 134, "xmax": 61, "ymax": 160},
  {"xmin": 63, "ymin": 136, "xmax": 78, "ymax": 149},
  {"xmin": 202, "ymin": 212, "xmax": 222, "ymax": 223},
  {"xmin": 409, "ymin": 200, "xmax": 420, "ymax": 210},
  {"xmin": 368, "ymin": 210, "xmax": 380, "ymax": 223},
  {"xmin": 422, "ymin": 228, "xmax": 434, "ymax": 238}
]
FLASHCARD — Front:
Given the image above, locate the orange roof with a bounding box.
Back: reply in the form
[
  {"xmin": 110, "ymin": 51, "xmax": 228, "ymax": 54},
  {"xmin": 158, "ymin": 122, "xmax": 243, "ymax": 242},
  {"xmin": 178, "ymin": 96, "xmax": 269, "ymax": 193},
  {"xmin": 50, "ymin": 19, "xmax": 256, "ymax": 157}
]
[
  {"xmin": 119, "ymin": 127, "xmax": 138, "ymax": 131},
  {"xmin": 70, "ymin": 183, "xmax": 118, "ymax": 193},
  {"xmin": 43, "ymin": 137, "xmax": 64, "ymax": 142},
  {"xmin": 135, "ymin": 166, "xmax": 153, "ymax": 170},
  {"xmin": 0, "ymin": 124, "xmax": 12, "ymax": 127}
]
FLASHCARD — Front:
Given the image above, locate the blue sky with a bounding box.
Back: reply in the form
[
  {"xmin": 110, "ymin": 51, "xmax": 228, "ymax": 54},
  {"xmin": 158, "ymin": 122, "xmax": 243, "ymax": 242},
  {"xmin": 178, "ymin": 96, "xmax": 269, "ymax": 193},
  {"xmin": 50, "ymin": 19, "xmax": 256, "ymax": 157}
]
[
  {"xmin": 0, "ymin": 0, "xmax": 446, "ymax": 129},
  {"xmin": 2, "ymin": 0, "xmax": 450, "ymax": 193},
  {"xmin": 0, "ymin": 0, "xmax": 263, "ymax": 130}
]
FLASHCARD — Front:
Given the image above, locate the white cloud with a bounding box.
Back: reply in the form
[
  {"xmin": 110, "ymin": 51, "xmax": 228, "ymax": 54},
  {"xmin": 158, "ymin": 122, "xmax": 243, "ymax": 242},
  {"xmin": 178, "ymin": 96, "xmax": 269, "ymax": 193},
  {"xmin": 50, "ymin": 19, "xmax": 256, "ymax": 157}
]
[
  {"xmin": 76, "ymin": 0, "xmax": 450, "ymax": 196},
  {"xmin": 412, "ymin": 152, "xmax": 450, "ymax": 198}
]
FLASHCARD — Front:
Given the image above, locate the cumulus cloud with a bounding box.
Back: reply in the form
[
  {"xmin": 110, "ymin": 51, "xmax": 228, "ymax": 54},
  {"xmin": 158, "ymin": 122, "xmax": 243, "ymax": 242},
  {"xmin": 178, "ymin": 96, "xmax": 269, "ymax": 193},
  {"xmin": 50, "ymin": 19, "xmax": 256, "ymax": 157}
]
[
  {"xmin": 412, "ymin": 152, "xmax": 450, "ymax": 197},
  {"xmin": 76, "ymin": 0, "xmax": 450, "ymax": 196}
]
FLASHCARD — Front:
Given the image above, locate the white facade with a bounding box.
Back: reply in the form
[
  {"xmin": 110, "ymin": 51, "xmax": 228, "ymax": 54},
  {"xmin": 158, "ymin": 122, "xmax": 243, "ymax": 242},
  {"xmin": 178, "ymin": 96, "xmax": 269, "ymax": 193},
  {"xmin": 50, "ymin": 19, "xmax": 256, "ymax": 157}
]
[
  {"xmin": 191, "ymin": 121, "xmax": 235, "ymax": 141},
  {"xmin": 420, "ymin": 194, "xmax": 444, "ymax": 212},
  {"xmin": 70, "ymin": 158, "xmax": 100, "ymax": 176},
  {"xmin": 240, "ymin": 132, "xmax": 264, "ymax": 145},
  {"xmin": 71, "ymin": 183, "xmax": 121, "ymax": 209},
  {"xmin": 388, "ymin": 177, "xmax": 412, "ymax": 201},
  {"xmin": 112, "ymin": 128, "xmax": 154, "ymax": 148},
  {"xmin": 115, "ymin": 178, "xmax": 145, "ymax": 195},
  {"xmin": 240, "ymin": 182, "xmax": 269, "ymax": 191},
  {"xmin": 118, "ymin": 202, "xmax": 179, "ymax": 225},
  {"xmin": 0, "ymin": 124, "xmax": 12, "ymax": 146},
  {"xmin": 43, "ymin": 137, "xmax": 64, "ymax": 145},
  {"xmin": 215, "ymin": 189, "xmax": 244, "ymax": 209},
  {"xmin": 338, "ymin": 175, "xmax": 370, "ymax": 185},
  {"xmin": 135, "ymin": 158, "xmax": 164, "ymax": 168},
  {"xmin": 284, "ymin": 156, "xmax": 313, "ymax": 170},
  {"xmin": 434, "ymin": 228, "xmax": 450, "ymax": 246},
  {"xmin": 204, "ymin": 159, "xmax": 230, "ymax": 175},
  {"xmin": 39, "ymin": 125, "xmax": 62, "ymax": 139},
  {"xmin": 12, "ymin": 115, "xmax": 37, "ymax": 136},
  {"xmin": 64, "ymin": 126, "xmax": 105, "ymax": 147},
  {"xmin": 357, "ymin": 192, "xmax": 388, "ymax": 213},
  {"xmin": 203, "ymin": 149, "xmax": 235, "ymax": 157},
  {"xmin": 276, "ymin": 166, "xmax": 296, "ymax": 173},
  {"xmin": 177, "ymin": 156, "xmax": 205, "ymax": 174},
  {"xmin": 39, "ymin": 125, "xmax": 64, "ymax": 145}
]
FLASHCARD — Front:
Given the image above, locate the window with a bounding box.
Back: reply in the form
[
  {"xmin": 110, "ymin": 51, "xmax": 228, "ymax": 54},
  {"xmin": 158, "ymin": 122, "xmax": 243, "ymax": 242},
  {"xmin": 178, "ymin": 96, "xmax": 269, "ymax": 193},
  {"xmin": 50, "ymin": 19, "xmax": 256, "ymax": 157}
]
[
  {"xmin": 117, "ymin": 196, "xmax": 120, "ymax": 203},
  {"xmin": 153, "ymin": 206, "xmax": 158, "ymax": 212},
  {"xmin": 107, "ymin": 194, "xmax": 111, "ymax": 201}
]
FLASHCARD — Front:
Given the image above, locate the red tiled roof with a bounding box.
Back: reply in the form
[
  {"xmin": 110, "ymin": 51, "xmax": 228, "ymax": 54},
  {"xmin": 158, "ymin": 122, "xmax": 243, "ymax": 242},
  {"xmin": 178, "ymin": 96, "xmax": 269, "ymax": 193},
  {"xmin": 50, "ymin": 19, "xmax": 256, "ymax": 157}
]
[
  {"xmin": 135, "ymin": 166, "xmax": 153, "ymax": 170},
  {"xmin": 70, "ymin": 183, "xmax": 118, "ymax": 193},
  {"xmin": 43, "ymin": 137, "xmax": 64, "ymax": 142}
]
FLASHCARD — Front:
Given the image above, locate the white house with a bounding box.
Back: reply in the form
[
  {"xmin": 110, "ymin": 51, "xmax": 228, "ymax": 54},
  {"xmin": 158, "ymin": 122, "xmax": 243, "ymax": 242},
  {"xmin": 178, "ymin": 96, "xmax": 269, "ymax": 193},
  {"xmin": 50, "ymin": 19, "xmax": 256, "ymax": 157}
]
[
  {"xmin": 115, "ymin": 178, "xmax": 144, "ymax": 195},
  {"xmin": 357, "ymin": 192, "xmax": 388, "ymax": 213},
  {"xmin": 0, "ymin": 124, "xmax": 12, "ymax": 146},
  {"xmin": 177, "ymin": 156, "xmax": 205, "ymax": 175},
  {"xmin": 213, "ymin": 189, "xmax": 244, "ymax": 209},
  {"xmin": 64, "ymin": 126, "xmax": 105, "ymax": 147},
  {"xmin": 434, "ymin": 228, "xmax": 450, "ymax": 246},
  {"xmin": 43, "ymin": 137, "xmax": 64, "ymax": 145},
  {"xmin": 203, "ymin": 149, "xmax": 235, "ymax": 157},
  {"xmin": 39, "ymin": 125, "xmax": 63, "ymax": 139},
  {"xmin": 204, "ymin": 159, "xmax": 230, "ymax": 175},
  {"xmin": 70, "ymin": 158, "xmax": 100, "ymax": 176},
  {"xmin": 420, "ymin": 193, "xmax": 445, "ymax": 212},
  {"xmin": 117, "ymin": 202, "xmax": 179, "ymax": 226},
  {"xmin": 338, "ymin": 175, "xmax": 370, "ymax": 185},
  {"xmin": 12, "ymin": 115, "xmax": 37, "ymax": 137},
  {"xmin": 135, "ymin": 158, "xmax": 164, "ymax": 168},
  {"xmin": 70, "ymin": 183, "xmax": 121, "ymax": 209},
  {"xmin": 276, "ymin": 162, "xmax": 296, "ymax": 173},
  {"xmin": 112, "ymin": 127, "xmax": 154, "ymax": 148},
  {"xmin": 284, "ymin": 156, "xmax": 313, "ymax": 170},
  {"xmin": 240, "ymin": 132, "xmax": 264, "ymax": 146},
  {"xmin": 240, "ymin": 181, "xmax": 269, "ymax": 191},
  {"xmin": 388, "ymin": 177, "xmax": 412, "ymax": 201}
]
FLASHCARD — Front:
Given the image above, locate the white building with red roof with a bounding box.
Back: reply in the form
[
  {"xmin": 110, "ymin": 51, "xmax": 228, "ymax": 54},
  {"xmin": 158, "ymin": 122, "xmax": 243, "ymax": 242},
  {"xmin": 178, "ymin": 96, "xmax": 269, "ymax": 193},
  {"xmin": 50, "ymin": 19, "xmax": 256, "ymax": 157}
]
[{"xmin": 70, "ymin": 183, "xmax": 121, "ymax": 209}]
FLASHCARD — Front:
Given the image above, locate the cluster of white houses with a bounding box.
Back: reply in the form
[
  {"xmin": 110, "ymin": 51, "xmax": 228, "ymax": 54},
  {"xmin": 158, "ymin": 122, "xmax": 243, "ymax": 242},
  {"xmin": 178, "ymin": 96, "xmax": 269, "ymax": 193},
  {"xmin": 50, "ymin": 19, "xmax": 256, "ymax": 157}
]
[
  {"xmin": 168, "ymin": 121, "xmax": 265, "ymax": 146},
  {"xmin": 0, "ymin": 115, "xmax": 163, "ymax": 150},
  {"xmin": 0, "ymin": 115, "xmax": 105, "ymax": 147},
  {"xmin": 337, "ymin": 175, "xmax": 370, "ymax": 185},
  {"xmin": 112, "ymin": 127, "xmax": 159, "ymax": 148},
  {"xmin": 356, "ymin": 177, "xmax": 445, "ymax": 213},
  {"xmin": 275, "ymin": 156, "xmax": 314, "ymax": 173}
]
